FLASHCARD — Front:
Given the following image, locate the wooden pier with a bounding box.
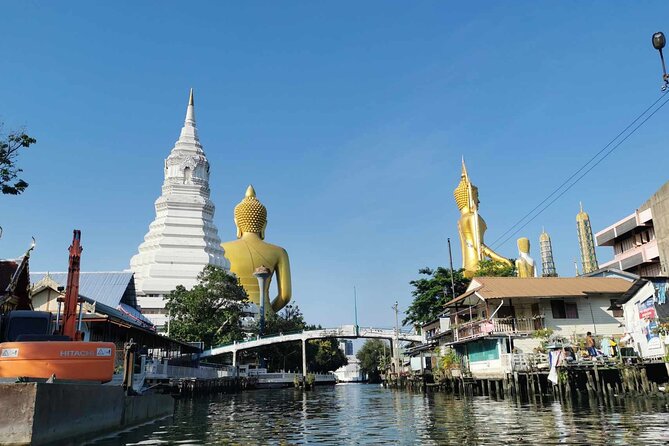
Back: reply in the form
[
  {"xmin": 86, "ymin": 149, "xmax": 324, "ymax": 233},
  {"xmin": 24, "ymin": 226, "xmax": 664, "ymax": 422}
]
[{"xmin": 385, "ymin": 362, "xmax": 669, "ymax": 401}]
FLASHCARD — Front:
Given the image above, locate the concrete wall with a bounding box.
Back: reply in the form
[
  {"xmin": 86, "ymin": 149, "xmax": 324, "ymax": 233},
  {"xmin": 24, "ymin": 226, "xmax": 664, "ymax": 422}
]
[
  {"xmin": 0, "ymin": 383, "xmax": 174, "ymax": 445},
  {"xmin": 540, "ymin": 296, "xmax": 623, "ymax": 337},
  {"xmin": 0, "ymin": 383, "xmax": 38, "ymax": 445},
  {"xmin": 31, "ymin": 383, "xmax": 124, "ymax": 445}
]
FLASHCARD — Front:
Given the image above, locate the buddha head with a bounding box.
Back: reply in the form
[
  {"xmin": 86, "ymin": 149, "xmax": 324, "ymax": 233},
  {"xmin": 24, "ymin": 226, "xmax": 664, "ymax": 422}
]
[
  {"xmin": 517, "ymin": 237, "xmax": 530, "ymax": 255},
  {"xmin": 234, "ymin": 185, "xmax": 267, "ymax": 239},
  {"xmin": 454, "ymin": 159, "xmax": 479, "ymax": 212}
]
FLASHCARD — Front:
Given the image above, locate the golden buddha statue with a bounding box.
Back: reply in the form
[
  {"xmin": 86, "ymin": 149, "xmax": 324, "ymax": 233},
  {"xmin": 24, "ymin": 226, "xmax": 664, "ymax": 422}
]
[
  {"xmin": 221, "ymin": 185, "xmax": 292, "ymax": 314},
  {"xmin": 515, "ymin": 237, "xmax": 537, "ymax": 278},
  {"xmin": 454, "ymin": 159, "xmax": 512, "ymax": 278}
]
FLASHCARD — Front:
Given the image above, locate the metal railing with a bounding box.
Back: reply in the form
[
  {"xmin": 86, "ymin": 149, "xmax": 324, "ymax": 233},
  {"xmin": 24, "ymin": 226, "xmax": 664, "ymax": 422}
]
[{"xmin": 145, "ymin": 360, "xmax": 236, "ymax": 379}]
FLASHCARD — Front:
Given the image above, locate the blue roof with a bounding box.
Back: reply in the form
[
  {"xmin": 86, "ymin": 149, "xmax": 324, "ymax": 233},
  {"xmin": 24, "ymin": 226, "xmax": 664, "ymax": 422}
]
[
  {"xmin": 30, "ymin": 271, "xmax": 154, "ymax": 328},
  {"xmin": 30, "ymin": 271, "xmax": 136, "ymax": 308}
]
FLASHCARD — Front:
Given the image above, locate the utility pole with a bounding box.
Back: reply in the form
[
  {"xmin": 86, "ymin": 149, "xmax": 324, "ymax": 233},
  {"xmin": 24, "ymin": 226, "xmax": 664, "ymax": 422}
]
[
  {"xmin": 354, "ymin": 286, "xmax": 359, "ymax": 337},
  {"xmin": 447, "ymin": 238, "xmax": 456, "ymax": 299},
  {"xmin": 392, "ymin": 301, "xmax": 400, "ymax": 376}
]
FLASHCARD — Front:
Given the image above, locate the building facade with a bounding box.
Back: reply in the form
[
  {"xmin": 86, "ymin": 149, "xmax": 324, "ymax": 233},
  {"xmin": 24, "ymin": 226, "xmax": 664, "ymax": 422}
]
[
  {"xmin": 130, "ymin": 90, "xmax": 229, "ymax": 330},
  {"xmin": 595, "ymin": 181, "xmax": 669, "ymax": 277},
  {"xmin": 426, "ymin": 277, "xmax": 631, "ymax": 378}
]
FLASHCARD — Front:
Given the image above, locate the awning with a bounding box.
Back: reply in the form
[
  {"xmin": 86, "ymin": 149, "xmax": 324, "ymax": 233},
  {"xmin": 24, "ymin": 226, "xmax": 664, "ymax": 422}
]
[{"xmin": 444, "ymin": 287, "xmax": 483, "ymax": 308}]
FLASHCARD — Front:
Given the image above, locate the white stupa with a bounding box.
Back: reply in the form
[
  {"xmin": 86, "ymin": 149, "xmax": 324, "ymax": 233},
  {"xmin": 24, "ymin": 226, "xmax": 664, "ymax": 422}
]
[{"xmin": 130, "ymin": 89, "xmax": 229, "ymax": 329}]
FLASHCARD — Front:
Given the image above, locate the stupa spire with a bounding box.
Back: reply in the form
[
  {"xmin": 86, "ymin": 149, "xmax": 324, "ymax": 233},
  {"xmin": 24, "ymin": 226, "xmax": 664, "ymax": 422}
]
[
  {"xmin": 178, "ymin": 88, "xmax": 199, "ymax": 143},
  {"xmin": 184, "ymin": 88, "xmax": 196, "ymax": 127}
]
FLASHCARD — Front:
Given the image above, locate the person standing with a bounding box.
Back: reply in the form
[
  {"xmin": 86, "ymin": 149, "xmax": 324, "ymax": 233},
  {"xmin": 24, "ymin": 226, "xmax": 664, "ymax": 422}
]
[{"xmin": 586, "ymin": 332, "xmax": 597, "ymax": 357}]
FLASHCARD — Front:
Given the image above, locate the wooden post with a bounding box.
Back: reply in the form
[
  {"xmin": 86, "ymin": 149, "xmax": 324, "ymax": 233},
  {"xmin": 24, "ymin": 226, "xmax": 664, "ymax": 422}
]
[
  {"xmin": 586, "ymin": 372, "xmax": 595, "ymax": 398},
  {"xmin": 640, "ymin": 367, "xmax": 650, "ymax": 395}
]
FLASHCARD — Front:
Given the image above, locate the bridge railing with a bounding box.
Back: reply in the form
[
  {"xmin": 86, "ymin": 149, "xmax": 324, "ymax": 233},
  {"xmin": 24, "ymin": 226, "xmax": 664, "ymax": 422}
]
[{"xmin": 204, "ymin": 326, "xmax": 421, "ymax": 355}]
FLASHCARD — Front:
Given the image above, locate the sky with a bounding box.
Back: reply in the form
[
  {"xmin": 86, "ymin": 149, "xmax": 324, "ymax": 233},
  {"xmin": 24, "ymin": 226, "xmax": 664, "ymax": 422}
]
[{"xmin": 3, "ymin": 1, "xmax": 669, "ymax": 330}]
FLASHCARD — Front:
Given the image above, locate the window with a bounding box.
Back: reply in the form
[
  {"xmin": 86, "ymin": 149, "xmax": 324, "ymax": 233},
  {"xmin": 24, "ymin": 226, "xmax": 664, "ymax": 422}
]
[{"xmin": 551, "ymin": 300, "xmax": 579, "ymax": 319}]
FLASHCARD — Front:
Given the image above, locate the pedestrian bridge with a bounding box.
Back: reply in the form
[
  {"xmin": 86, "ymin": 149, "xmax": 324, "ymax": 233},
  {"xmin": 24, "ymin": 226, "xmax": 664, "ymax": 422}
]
[{"xmin": 200, "ymin": 325, "xmax": 423, "ymax": 361}]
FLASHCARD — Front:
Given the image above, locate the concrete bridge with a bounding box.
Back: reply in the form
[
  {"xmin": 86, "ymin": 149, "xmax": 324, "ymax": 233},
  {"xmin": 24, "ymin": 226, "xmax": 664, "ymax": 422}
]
[{"xmin": 200, "ymin": 325, "xmax": 423, "ymax": 374}]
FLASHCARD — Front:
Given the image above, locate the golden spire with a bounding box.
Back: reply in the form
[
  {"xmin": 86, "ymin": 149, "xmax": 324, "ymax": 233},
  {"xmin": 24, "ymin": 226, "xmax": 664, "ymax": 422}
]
[
  {"xmin": 576, "ymin": 201, "xmax": 589, "ymax": 222},
  {"xmin": 234, "ymin": 184, "xmax": 267, "ymax": 238},
  {"xmin": 245, "ymin": 184, "xmax": 256, "ymax": 198}
]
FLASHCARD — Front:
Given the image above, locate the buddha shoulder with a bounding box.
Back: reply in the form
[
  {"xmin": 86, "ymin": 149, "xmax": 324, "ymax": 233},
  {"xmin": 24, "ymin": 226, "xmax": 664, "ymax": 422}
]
[{"xmin": 221, "ymin": 239, "xmax": 287, "ymax": 258}]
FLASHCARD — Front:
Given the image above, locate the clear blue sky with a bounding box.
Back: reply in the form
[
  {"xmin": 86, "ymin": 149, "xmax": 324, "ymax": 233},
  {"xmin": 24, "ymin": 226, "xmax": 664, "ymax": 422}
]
[{"xmin": 3, "ymin": 1, "xmax": 669, "ymax": 329}]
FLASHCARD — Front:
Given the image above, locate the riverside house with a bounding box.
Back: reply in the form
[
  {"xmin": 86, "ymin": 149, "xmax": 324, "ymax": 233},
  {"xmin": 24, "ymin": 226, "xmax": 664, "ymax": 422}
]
[{"xmin": 431, "ymin": 277, "xmax": 634, "ymax": 379}]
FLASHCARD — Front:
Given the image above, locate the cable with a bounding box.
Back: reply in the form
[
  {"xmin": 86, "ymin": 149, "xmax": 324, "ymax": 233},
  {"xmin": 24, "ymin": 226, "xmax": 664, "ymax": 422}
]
[
  {"xmin": 491, "ymin": 91, "xmax": 669, "ymax": 250},
  {"xmin": 489, "ymin": 90, "xmax": 669, "ymax": 249}
]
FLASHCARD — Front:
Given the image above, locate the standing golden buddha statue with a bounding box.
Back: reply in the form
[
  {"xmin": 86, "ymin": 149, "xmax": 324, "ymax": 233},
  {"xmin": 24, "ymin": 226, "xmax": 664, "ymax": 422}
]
[
  {"xmin": 221, "ymin": 185, "xmax": 292, "ymax": 314},
  {"xmin": 454, "ymin": 159, "xmax": 512, "ymax": 278},
  {"xmin": 515, "ymin": 237, "xmax": 537, "ymax": 278}
]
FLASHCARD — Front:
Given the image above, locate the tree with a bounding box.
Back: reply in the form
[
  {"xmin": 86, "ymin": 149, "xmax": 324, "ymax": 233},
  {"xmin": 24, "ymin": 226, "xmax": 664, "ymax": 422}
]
[
  {"xmin": 474, "ymin": 259, "xmax": 516, "ymax": 277},
  {"xmin": 164, "ymin": 265, "xmax": 249, "ymax": 348},
  {"xmin": 252, "ymin": 304, "xmax": 348, "ymax": 373},
  {"xmin": 356, "ymin": 339, "xmax": 390, "ymax": 383},
  {"xmin": 1, "ymin": 126, "xmax": 37, "ymax": 195},
  {"xmin": 308, "ymin": 338, "xmax": 347, "ymax": 374},
  {"xmin": 403, "ymin": 267, "xmax": 470, "ymax": 328},
  {"xmin": 253, "ymin": 304, "xmax": 307, "ymax": 371}
]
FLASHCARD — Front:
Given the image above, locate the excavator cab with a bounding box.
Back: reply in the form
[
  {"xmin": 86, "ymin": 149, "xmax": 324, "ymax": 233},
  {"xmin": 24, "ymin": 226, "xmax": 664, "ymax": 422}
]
[{"xmin": 1, "ymin": 310, "xmax": 59, "ymax": 342}]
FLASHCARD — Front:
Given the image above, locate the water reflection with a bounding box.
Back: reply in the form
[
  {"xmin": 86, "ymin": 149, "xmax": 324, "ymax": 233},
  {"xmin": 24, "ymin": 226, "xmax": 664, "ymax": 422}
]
[{"xmin": 89, "ymin": 385, "xmax": 669, "ymax": 445}]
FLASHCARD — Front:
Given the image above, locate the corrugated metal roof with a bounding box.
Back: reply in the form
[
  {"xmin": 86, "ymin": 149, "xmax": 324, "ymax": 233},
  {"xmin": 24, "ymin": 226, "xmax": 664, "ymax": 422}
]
[
  {"xmin": 464, "ymin": 277, "xmax": 633, "ymax": 300},
  {"xmin": 30, "ymin": 271, "xmax": 134, "ymax": 308}
]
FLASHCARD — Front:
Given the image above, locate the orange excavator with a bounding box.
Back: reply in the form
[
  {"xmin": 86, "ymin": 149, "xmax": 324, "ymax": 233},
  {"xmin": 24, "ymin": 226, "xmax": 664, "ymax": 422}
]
[{"xmin": 0, "ymin": 230, "xmax": 115, "ymax": 382}]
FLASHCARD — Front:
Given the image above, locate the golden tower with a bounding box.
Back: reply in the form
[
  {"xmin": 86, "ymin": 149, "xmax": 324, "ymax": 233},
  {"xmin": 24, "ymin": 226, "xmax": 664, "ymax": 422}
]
[
  {"xmin": 576, "ymin": 202, "xmax": 598, "ymax": 275},
  {"xmin": 221, "ymin": 185, "xmax": 292, "ymax": 314},
  {"xmin": 454, "ymin": 159, "xmax": 512, "ymax": 278}
]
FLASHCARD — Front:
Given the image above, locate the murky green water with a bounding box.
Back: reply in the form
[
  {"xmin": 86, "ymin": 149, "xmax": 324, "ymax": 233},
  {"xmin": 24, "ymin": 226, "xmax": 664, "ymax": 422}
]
[{"xmin": 90, "ymin": 385, "xmax": 669, "ymax": 445}]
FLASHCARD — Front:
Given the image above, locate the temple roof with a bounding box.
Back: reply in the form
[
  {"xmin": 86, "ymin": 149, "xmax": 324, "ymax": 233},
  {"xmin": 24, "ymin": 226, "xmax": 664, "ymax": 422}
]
[{"xmin": 30, "ymin": 271, "xmax": 137, "ymax": 309}]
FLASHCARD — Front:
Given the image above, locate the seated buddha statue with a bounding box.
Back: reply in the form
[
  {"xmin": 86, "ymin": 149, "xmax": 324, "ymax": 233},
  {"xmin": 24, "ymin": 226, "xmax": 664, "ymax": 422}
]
[
  {"xmin": 454, "ymin": 159, "xmax": 512, "ymax": 278},
  {"xmin": 515, "ymin": 237, "xmax": 537, "ymax": 278},
  {"xmin": 221, "ymin": 185, "xmax": 292, "ymax": 314}
]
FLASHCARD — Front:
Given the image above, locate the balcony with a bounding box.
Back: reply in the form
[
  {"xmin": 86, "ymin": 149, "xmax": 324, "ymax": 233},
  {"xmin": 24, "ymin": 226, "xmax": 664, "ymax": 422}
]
[{"xmin": 452, "ymin": 316, "xmax": 544, "ymax": 343}]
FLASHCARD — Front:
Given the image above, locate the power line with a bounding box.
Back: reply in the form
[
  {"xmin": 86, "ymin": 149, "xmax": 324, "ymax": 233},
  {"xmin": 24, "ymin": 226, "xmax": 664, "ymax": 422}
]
[
  {"xmin": 491, "ymin": 91, "xmax": 669, "ymax": 250},
  {"xmin": 489, "ymin": 90, "xmax": 669, "ymax": 250}
]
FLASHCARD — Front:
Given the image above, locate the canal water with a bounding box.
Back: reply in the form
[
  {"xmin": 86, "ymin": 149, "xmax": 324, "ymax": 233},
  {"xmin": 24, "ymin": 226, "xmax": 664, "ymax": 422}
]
[{"xmin": 91, "ymin": 384, "xmax": 669, "ymax": 445}]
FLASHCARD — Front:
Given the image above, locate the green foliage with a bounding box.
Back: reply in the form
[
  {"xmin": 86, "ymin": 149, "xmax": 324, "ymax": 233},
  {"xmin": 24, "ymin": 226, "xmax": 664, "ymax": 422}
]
[
  {"xmin": 532, "ymin": 328, "xmax": 554, "ymax": 340},
  {"xmin": 439, "ymin": 348, "xmax": 460, "ymax": 370},
  {"xmin": 308, "ymin": 338, "xmax": 348, "ymax": 373},
  {"xmin": 653, "ymin": 320, "xmax": 669, "ymax": 336},
  {"xmin": 356, "ymin": 339, "xmax": 390, "ymax": 383},
  {"xmin": 1, "ymin": 126, "xmax": 37, "ymax": 195},
  {"xmin": 404, "ymin": 267, "xmax": 470, "ymax": 327},
  {"xmin": 164, "ymin": 265, "xmax": 249, "ymax": 348},
  {"xmin": 474, "ymin": 259, "xmax": 516, "ymax": 277},
  {"xmin": 253, "ymin": 304, "xmax": 306, "ymax": 371},
  {"xmin": 253, "ymin": 304, "xmax": 346, "ymax": 373},
  {"xmin": 264, "ymin": 304, "xmax": 307, "ymax": 334}
]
